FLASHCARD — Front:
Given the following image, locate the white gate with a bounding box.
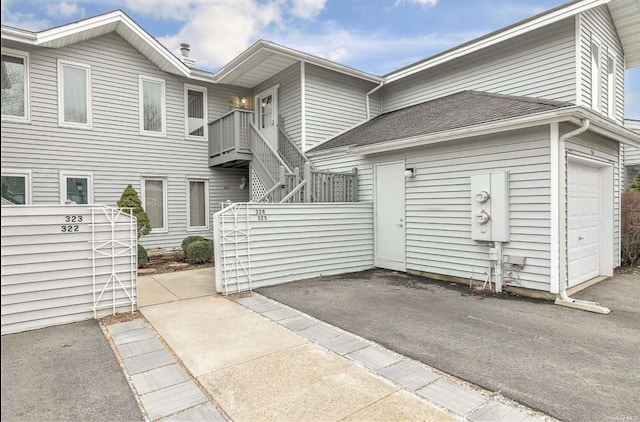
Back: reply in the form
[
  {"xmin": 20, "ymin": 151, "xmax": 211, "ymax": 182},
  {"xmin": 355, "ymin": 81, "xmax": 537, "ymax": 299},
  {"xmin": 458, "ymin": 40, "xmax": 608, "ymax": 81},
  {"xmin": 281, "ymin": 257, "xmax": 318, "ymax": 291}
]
[{"xmin": 1, "ymin": 204, "xmax": 137, "ymax": 335}]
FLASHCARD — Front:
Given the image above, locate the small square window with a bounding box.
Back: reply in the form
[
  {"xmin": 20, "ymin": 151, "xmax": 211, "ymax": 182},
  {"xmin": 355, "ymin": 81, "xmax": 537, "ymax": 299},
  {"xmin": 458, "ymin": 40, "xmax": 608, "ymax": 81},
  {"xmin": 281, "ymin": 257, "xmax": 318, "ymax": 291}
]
[
  {"xmin": 60, "ymin": 172, "xmax": 92, "ymax": 204},
  {"xmin": 1, "ymin": 172, "xmax": 30, "ymax": 204}
]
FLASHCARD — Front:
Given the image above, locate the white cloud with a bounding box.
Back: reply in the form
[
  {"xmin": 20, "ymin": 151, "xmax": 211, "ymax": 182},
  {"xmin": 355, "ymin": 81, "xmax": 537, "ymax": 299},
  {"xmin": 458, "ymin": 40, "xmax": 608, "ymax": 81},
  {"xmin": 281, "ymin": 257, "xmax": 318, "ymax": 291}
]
[
  {"xmin": 0, "ymin": 9, "xmax": 50, "ymax": 30},
  {"xmin": 289, "ymin": 0, "xmax": 326, "ymax": 19},
  {"xmin": 157, "ymin": 0, "xmax": 283, "ymax": 69},
  {"xmin": 123, "ymin": 0, "xmax": 193, "ymax": 21},
  {"xmin": 395, "ymin": 0, "xmax": 437, "ymax": 7},
  {"xmin": 47, "ymin": 1, "xmax": 85, "ymax": 19}
]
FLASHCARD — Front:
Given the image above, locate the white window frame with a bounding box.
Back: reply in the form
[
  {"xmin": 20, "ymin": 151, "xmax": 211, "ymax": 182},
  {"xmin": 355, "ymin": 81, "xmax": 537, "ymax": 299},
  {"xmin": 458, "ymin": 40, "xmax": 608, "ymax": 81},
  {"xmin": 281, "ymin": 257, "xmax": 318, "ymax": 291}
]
[
  {"xmin": 1, "ymin": 48, "xmax": 30, "ymax": 122},
  {"xmin": 186, "ymin": 178, "xmax": 209, "ymax": 230},
  {"xmin": 590, "ymin": 39, "xmax": 602, "ymax": 112},
  {"xmin": 141, "ymin": 176, "xmax": 168, "ymax": 233},
  {"xmin": 607, "ymin": 53, "xmax": 617, "ymax": 120},
  {"xmin": 184, "ymin": 84, "xmax": 208, "ymax": 140},
  {"xmin": 139, "ymin": 75, "xmax": 166, "ymax": 137},
  {"xmin": 1, "ymin": 168, "xmax": 32, "ymax": 204},
  {"xmin": 59, "ymin": 171, "xmax": 93, "ymax": 204},
  {"xmin": 57, "ymin": 59, "xmax": 92, "ymax": 128}
]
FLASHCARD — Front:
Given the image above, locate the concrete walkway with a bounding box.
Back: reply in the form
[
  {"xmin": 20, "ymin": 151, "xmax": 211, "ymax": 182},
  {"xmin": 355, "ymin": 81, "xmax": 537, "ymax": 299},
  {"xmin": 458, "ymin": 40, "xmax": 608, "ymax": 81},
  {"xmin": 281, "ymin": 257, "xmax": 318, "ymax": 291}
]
[{"xmin": 104, "ymin": 268, "xmax": 550, "ymax": 421}]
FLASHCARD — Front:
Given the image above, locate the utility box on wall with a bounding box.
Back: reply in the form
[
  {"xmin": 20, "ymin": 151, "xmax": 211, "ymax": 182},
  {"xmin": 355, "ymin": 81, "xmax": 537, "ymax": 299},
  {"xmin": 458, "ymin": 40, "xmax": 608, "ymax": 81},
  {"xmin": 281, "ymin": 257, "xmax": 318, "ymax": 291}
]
[{"xmin": 470, "ymin": 172, "xmax": 510, "ymax": 242}]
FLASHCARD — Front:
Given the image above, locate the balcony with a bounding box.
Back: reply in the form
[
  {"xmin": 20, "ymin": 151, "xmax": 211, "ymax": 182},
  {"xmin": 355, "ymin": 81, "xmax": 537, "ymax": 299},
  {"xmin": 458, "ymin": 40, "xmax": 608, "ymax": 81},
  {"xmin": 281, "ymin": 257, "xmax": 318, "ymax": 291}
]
[{"xmin": 208, "ymin": 109, "xmax": 253, "ymax": 167}]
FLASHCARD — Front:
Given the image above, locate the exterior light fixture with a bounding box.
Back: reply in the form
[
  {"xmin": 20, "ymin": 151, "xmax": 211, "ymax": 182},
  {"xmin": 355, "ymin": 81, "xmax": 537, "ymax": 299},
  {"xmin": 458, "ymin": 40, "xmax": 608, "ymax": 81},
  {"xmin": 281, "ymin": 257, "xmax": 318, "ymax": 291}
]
[
  {"xmin": 239, "ymin": 176, "xmax": 247, "ymax": 190},
  {"xmin": 240, "ymin": 97, "xmax": 247, "ymax": 107},
  {"xmin": 404, "ymin": 167, "xmax": 416, "ymax": 178}
]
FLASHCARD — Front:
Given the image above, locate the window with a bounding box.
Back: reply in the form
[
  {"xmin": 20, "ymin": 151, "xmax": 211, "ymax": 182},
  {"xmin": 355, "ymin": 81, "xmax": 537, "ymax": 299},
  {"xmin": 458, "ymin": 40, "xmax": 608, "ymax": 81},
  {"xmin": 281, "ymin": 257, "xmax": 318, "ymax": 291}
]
[
  {"xmin": 590, "ymin": 41, "xmax": 601, "ymax": 112},
  {"xmin": 139, "ymin": 76, "xmax": 166, "ymax": 136},
  {"xmin": 58, "ymin": 60, "xmax": 91, "ymax": 127},
  {"xmin": 1, "ymin": 49, "xmax": 29, "ymax": 121},
  {"xmin": 187, "ymin": 179, "xmax": 209, "ymax": 229},
  {"xmin": 185, "ymin": 85, "xmax": 207, "ymax": 139},
  {"xmin": 142, "ymin": 177, "xmax": 167, "ymax": 232},
  {"xmin": 607, "ymin": 54, "xmax": 616, "ymax": 119},
  {"xmin": 260, "ymin": 94, "xmax": 273, "ymax": 129},
  {"xmin": 60, "ymin": 172, "xmax": 92, "ymax": 204},
  {"xmin": 1, "ymin": 170, "xmax": 31, "ymax": 204}
]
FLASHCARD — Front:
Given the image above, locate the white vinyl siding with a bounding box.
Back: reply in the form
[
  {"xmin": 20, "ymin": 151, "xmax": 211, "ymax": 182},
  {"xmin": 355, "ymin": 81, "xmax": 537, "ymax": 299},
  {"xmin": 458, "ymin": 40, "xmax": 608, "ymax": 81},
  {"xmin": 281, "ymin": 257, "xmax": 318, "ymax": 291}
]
[
  {"xmin": 1, "ymin": 49, "xmax": 30, "ymax": 122},
  {"xmin": 58, "ymin": 59, "xmax": 91, "ymax": 128},
  {"xmin": 1, "ymin": 169, "xmax": 31, "ymax": 204},
  {"xmin": 139, "ymin": 75, "xmax": 166, "ymax": 136},
  {"xmin": 624, "ymin": 145, "xmax": 640, "ymax": 166},
  {"xmin": 562, "ymin": 124, "xmax": 621, "ymax": 267},
  {"xmin": 185, "ymin": 84, "xmax": 207, "ymax": 139},
  {"xmin": 59, "ymin": 171, "xmax": 93, "ymax": 204},
  {"xmin": 142, "ymin": 177, "xmax": 167, "ymax": 232},
  {"xmin": 187, "ymin": 178, "xmax": 208, "ymax": 230},
  {"xmin": 253, "ymin": 62, "xmax": 301, "ymax": 147},
  {"xmin": 315, "ymin": 127, "xmax": 553, "ymax": 291},
  {"xmin": 1, "ymin": 205, "xmax": 136, "ymax": 335},
  {"xmin": 0, "ymin": 33, "xmax": 250, "ymax": 249},
  {"xmin": 382, "ymin": 19, "xmax": 576, "ymax": 113},
  {"xmin": 305, "ymin": 63, "xmax": 378, "ymax": 151},
  {"xmin": 214, "ymin": 203, "xmax": 374, "ymax": 292},
  {"xmin": 579, "ymin": 6, "xmax": 624, "ymax": 122}
]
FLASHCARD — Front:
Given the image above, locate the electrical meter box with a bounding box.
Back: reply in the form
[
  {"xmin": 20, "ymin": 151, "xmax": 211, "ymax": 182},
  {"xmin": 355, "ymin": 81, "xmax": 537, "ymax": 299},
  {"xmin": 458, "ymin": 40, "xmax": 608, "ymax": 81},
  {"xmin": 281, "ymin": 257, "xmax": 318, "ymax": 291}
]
[{"xmin": 470, "ymin": 172, "xmax": 509, "ymax": 242}]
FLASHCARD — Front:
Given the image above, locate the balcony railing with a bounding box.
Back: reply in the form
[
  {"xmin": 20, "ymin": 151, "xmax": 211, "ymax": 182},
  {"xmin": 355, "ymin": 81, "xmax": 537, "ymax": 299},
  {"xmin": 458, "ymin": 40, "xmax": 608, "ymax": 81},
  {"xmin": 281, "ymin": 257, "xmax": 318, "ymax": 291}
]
[{"xmin": 208, "ymin": 109, "xmax": 253, "ymax": 160}]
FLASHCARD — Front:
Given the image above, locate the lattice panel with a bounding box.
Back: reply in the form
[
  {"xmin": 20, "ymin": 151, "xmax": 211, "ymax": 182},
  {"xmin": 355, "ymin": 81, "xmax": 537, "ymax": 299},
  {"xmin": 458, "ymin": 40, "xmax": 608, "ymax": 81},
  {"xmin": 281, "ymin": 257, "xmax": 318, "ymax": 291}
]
[{"xmin": 251, "ymin": 168, "xmax": 267, "ymax": 201}]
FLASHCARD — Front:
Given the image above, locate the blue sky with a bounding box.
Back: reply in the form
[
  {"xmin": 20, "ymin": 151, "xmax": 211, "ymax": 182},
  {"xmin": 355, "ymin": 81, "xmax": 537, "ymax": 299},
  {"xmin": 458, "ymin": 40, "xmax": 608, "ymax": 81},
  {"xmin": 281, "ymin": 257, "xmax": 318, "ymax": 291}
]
[{"xmin": 1, "ymin": 0, "xmax": 638, "ymax": 118}]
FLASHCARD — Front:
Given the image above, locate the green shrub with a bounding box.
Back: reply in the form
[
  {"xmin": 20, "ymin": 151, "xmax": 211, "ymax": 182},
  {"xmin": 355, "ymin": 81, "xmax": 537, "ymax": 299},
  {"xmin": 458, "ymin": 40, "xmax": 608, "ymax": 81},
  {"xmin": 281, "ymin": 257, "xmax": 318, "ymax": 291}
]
[
  {"xmin": 138, "ymin": 244, "xmax": 149, "ymax": 268},
  {"xmin": 628, "ymin": 172, "xmax": 640, "ymax": 192},
  {"xmin": 118, "ymin": 185, "xmax": 151, "ymax": 238},
  {"xmin": 186, "ymin": 240, "xmax": 213, "ymax": 264},
  {"xmin": 182, "ymin": 235, "xmax": 207, "ymax": 255}
]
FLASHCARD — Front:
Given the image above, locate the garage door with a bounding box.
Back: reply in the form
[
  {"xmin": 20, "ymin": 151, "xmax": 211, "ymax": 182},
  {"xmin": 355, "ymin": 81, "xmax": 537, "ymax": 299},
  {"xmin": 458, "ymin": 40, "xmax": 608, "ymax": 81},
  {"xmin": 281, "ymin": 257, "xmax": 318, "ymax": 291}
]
[{"xmin": 567, "ymin": 161, "xmax": 601, "ymax": 287}]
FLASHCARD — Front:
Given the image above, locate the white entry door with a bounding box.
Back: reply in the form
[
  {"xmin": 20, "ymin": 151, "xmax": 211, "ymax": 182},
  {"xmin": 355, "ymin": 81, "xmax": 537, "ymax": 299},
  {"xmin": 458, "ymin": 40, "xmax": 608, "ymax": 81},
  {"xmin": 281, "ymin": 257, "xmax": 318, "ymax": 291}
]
[
  {"xmin": 255, "ymin": 87, "xmax": 278, "ymax": 149},
  {"xmin": 567, "ymin": 160, "xmax": 602, "ymax": 287},
  {"xmin": 374, "ymin": 161, "xmax": 406, "ymax": 271}
]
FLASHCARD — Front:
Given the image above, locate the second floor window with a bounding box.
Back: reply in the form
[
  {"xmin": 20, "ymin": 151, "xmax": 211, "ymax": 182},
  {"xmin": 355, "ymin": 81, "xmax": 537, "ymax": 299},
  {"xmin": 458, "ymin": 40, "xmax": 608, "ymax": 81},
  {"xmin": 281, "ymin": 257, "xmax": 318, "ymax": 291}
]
[
  {"xmin": 607, "ymin": 55, "xmax": 616, "ymax": 119},
  {"xmin": 58, "ymin": 60, "xmax": 91, "ymax": 127},
  {"xmin": 1, "ymin": 50, "xmax": 29, "ymax": 121},
  {"xmin": 590, "ymin": 42, "xmax": 601, "ymax": 112},
  {"xmin": 185, "ymin": 85, "xmax": 207, "ymax": 139},
  {"xmin": 140, "ymin": 76, "xmax": 166, "ymax": 136}
]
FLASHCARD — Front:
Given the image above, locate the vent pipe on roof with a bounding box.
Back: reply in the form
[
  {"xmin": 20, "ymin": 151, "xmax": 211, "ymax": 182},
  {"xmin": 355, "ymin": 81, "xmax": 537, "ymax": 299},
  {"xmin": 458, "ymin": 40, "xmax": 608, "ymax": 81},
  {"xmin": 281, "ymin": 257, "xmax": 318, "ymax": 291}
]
[{"xmin": 179, "ymin": 43, "xmax": 196, "ymax": 68}]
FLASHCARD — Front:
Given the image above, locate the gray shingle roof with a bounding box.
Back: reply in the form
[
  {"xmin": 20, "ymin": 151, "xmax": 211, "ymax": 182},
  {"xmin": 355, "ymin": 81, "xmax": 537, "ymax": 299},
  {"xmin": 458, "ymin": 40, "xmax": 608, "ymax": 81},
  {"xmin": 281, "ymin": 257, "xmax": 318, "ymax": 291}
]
[{"xmin": 309, "ymin": 91, "xmax": 573, "ymax": 153}]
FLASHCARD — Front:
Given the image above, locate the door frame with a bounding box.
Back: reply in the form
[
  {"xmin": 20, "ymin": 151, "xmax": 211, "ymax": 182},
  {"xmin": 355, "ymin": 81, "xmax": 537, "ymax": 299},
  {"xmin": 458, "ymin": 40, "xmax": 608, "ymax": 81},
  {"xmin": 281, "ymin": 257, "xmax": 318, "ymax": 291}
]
[
  {"xmin": 565, "ymin": 153, "xmax": 614, "ymax": 287},
  {"xmin": 254, "ymin": 86, "xmax": 279, "ymax": 147},
  {"xmin": 373, "ymin": 160, "xmax": 407, "ymax": 272}
]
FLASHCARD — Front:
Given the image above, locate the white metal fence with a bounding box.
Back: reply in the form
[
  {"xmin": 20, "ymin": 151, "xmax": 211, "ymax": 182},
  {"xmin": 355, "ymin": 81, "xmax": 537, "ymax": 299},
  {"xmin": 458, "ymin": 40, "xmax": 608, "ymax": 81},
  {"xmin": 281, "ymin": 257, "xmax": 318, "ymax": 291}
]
[
  {"xmin": 213, "ymin": 202, "xmax": 374, "ymax": 294},
  {"xmin": 1, "ymin": 204, "xmax": 137, "ymax": 335}
]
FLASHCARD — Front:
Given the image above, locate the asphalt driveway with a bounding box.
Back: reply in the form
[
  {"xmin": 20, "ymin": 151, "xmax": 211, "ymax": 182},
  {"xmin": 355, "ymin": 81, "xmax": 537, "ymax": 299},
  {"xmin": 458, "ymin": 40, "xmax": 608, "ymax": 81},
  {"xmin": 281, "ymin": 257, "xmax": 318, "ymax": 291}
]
[
  {"xmin": 258, "ymin": 270, "xmax": 640, "ymax": 422},
  {"xmin": 1, "ymin": 320, "xmax": 143, "ymax": 422}
]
